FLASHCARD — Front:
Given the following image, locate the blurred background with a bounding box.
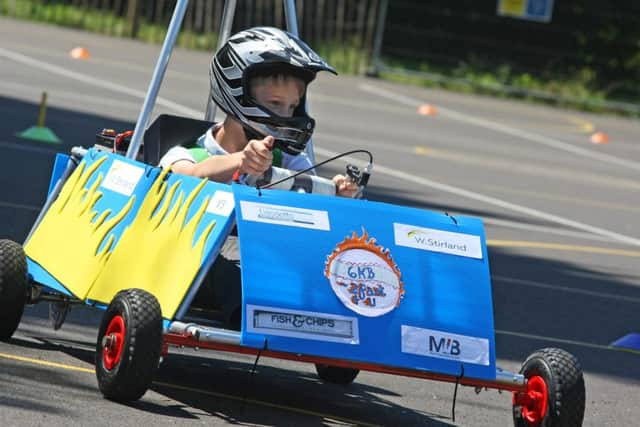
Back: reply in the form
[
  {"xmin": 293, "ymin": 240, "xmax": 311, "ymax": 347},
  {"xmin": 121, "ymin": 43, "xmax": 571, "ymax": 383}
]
[{"xmin": 2, "ymin": 0, "xmax": 639, "ymax": 115}]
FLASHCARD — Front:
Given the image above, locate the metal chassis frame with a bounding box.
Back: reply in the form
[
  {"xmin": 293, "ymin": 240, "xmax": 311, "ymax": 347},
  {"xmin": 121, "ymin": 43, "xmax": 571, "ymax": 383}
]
[
  {"xmin": 125, "ymin": 0, "xmax": 316, "ymax": 163},
  {"xmin": 163, "ymin": 331, "xmax": 527, "ymax": 393}
]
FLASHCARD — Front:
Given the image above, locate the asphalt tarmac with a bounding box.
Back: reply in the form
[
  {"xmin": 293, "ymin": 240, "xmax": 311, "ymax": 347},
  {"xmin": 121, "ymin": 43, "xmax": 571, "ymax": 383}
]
[{"xmin": 1, "ymin": 17, "xmax": 639, "ymax": 426}]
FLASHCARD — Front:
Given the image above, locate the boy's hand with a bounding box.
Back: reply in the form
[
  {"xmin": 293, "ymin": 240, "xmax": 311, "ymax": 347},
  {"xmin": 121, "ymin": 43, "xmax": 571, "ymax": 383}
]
[
  {"xmin": 239, "ymin": 136, "xmax": 274, "ymax": 176},
  {"xmin": 332, "ymin": 174, "xmax": 359, "ymax": 198}
]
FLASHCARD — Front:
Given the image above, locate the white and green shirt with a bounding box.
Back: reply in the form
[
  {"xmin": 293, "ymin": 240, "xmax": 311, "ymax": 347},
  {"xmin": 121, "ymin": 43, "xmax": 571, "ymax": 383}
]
[{"xmin": 159, "ymin": 125, "xmax": 313, "ymax": 182}]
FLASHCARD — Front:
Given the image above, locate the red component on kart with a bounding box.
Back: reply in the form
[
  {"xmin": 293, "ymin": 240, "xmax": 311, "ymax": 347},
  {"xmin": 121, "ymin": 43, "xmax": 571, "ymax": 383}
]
[
  {"xmin": 164, "ymin": 334, "xmax": 528, "ymax": 393},
  {"xmin": 115, "ymin": 130, "xmax": 134, "ymax": 150},
  {"xmin": 102, "ymin": 314, "xmax": 125, "ymax": 370},
  {"xmin": 95, "ymin": 129, "xmax": 134, "ymax": 153},
  {"xmin": 160, "ymin": 342, "xmax": 169, "ymax": 358},
  {"xmin": 513, "ymin": 375, "xmax": 548, "ymax": 425}
]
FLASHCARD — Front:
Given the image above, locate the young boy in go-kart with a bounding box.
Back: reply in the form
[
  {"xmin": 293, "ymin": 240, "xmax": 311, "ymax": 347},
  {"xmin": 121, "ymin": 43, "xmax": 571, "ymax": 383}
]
[
  {"xmin": 160, "ymin": 26, "xmax": 358, "ymax": 198},
  {"xmin": 159, "ymin": 27, "xmax": 357, "ymax": 328}
]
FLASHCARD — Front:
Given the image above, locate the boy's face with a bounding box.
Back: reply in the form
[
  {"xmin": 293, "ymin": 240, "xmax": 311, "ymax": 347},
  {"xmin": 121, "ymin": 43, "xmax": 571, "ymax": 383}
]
[{"xmin": 250, "ymin": 75, "xmax": 305, "ymax": 118}]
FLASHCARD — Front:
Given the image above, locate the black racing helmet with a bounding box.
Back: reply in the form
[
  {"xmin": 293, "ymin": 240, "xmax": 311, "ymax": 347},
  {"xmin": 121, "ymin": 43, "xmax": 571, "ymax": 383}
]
[{"xmin": 209, "ymin": 27, "xmax": 336, "ymax": 155}]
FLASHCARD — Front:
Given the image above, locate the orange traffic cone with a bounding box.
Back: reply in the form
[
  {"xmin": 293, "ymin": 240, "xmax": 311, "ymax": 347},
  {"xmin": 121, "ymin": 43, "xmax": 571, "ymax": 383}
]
[
  {"xmin": 69, "ymin": 47, "xmax": 90, "ymax": 60},
  {"xmin": 418, "ymin": 104, "xmax": 438, "ymax": 116},
  {"xmin": 590, "ymin": 132, "xmax": 610, "ymax": 144}
]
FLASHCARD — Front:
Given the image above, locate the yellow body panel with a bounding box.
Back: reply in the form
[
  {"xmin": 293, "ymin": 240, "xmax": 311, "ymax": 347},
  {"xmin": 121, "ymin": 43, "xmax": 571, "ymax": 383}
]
[{"xmin": 26, "ymin": 157, "xmax": 216, "ymax": 319}]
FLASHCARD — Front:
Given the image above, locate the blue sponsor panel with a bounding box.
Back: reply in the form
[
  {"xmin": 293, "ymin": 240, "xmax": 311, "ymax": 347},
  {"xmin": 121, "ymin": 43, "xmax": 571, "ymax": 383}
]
[{"xmin": 234, "ymin": 184, "xmax": 496, "ymax": 381}]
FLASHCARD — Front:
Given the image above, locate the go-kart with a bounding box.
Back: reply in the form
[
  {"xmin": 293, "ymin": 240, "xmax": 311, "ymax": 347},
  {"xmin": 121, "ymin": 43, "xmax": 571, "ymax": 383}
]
[{"xmin": 0, "ymin": 1, "xmax": 585, "ymax": 425}]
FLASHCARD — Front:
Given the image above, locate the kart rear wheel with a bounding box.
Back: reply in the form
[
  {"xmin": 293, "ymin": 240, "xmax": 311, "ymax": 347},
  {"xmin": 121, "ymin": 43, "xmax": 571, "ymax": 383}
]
[
  {"xmin": 513, "ymin": 348, "xmax": 585, "ymax": 427},
  {"xmin": 315, "ymin": 364, "xmax": 359, "ymax": 385},
  {"xmin": 0, "ymin": 239, "xmax": 28, "ymax": 341},
  {"xmin": 96, "ymin": 289, "xmax": 162, "ymax": 402}
]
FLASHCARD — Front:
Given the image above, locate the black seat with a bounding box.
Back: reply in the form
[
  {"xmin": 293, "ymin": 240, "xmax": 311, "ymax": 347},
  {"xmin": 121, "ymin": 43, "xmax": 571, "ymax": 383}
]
[{"xmin": 143, "ymin": 114, "xmax": 215, "ymax": 165}]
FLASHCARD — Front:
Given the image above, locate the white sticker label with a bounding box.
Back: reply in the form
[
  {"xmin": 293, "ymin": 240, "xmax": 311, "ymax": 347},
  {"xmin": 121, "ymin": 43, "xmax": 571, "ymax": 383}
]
[
  {"xmin": 247, "ymin": 305, "xmax": 359, "ymax": 344},
  {"xmin": 326, "ymin": 248, "xmax": 403, "ymax": 317},
  {"xmin": 401, "ymin": 325, "xmax": 490, "ymax": 366},
  {"xmin": 206, "ymin": 191, "xmax": 235, "ymax": 216},
  {"xmin": 101, "ymin": 160, "xmax": 144, "ymax": 196},
  {"xmin": 240, "ymin": 201, "xmax": 330, "ymax": 231},
  {"xmin": 393, "ymin": 223, "xmax": 482, "ymax": 259}
]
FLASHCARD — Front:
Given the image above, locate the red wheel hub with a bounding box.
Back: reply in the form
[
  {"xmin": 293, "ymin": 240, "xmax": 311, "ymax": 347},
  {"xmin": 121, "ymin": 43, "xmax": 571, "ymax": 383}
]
[
  {"xmin": 102, "ymin": 315, "xmax": 125, "ymax": 370},
  {"xmin": 513, "ymin": 375, "xmax": 548, "ymax": 425}
]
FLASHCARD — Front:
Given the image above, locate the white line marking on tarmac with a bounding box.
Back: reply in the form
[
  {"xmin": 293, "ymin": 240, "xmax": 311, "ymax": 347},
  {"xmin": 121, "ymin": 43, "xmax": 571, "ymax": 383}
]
[
  {"xmin": 495, "ymin": 330, "xmax": 620, "ymax": 352},
  {"xmin": 0, "ymin": 201, "xmax": 40, "ymax": 212},
  {"xmin": 0, "ymin": 140, "xmax": 60, "ymax": 155},
  {"xmin": 0, "ymin": 349, "xmax": 379, "ymax": 426},
  {"xmin": 0, "ymin": 41, "xmax": 205, "ymax": 82},
  {"xmin": 412, "ymin": 145, "xmax": 640, "ymax": 191},
  {"xmin": 493, "ymin": 275, "xmax": 640, "ymax": 304},
  {"xmin": 0, "ymin": 80, "xmax": 142, "ymax": 111},
  {"xmin": 359, "ymin": 83, "xmax": 640, "ymax": 173},
  {"xmin": 314, "ymin": 146, "xmax": 640, "ymax": 247},
  {"xmin": 488, "ymin": 240, "xmax": 640, "ymax": 257},
  {"xmin": 480, "ymin": 183, "xmax": 640, "ymax": 213},
  {"xmin": 318, "ymin": 133, "xmax": 640, "ymax": 191},
  {"xmin": 5, "ymin": 46, "xmax": 638, "ymax": 246},
  {"xmin": 482, "ymin": 218, "xmax": 613, "ymax": 243},
  {"xmin": 0, "ymin": 47, "xmax": 202, "ymax": 118}
]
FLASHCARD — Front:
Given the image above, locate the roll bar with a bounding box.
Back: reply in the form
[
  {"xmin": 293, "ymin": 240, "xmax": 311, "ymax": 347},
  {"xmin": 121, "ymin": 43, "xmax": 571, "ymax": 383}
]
[{"xmin": 126, "ymin": 0, "xmax": 316, "ymax": 164}]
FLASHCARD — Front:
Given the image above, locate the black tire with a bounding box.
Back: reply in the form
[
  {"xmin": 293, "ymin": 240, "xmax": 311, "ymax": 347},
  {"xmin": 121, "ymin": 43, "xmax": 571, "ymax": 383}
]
[
  {"xmin": 0, "ymin": 239, "xmax": 27, "ymax": 341},
  {"xmin": 96, "ymin": 289, "xmax": 163, "ymax": 402},
  {"xmin": 315, "ymin": 364, "xmax": 360, "ymax": 385},
  {"xmin": 513, "ymin": 348, "xmax": 585, "ymax": 427}
]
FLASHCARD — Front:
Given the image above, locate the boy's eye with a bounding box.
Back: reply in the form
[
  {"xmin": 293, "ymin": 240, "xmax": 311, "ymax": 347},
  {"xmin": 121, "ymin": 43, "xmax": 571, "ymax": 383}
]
[{"xmin": 267, "ymin": 101, "xmax": 297, "ymax": 112}]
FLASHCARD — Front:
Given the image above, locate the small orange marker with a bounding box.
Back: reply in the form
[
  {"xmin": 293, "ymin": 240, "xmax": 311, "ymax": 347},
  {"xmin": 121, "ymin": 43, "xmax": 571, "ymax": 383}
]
[
  {"xmin": 590, "ymin": 132, "xmax": 610, "ymax": 144},
  {"xmin": 418, "ymin": 104, "xmax": 438, "ymax": 116},
  {"xmin": 69, "ymin": 47, "xmax": 90, "ymax": 60}
]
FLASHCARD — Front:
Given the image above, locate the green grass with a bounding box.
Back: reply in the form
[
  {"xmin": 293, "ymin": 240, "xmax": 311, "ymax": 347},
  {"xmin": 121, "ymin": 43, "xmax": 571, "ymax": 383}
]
[
  {"xmin": 3, "ymin": 1, "xmax": 131, "ymax": 36},
  {"xmin": 316, "ymin": 38, "xmax": 369, "ymax": 75},
  {"xmin": 0, "ymin": 1, "xmax": 219, "ymax": 49},
  {"xmin": 378, "ymin": 58, "xmax": 637, "ymax": 116}
]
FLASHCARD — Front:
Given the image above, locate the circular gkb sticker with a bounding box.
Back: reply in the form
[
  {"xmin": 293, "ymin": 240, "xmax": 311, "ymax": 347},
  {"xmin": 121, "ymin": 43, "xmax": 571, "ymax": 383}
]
[{"xmin": 324, "ymin": 229, "xmax": 403, "ymax": 317}]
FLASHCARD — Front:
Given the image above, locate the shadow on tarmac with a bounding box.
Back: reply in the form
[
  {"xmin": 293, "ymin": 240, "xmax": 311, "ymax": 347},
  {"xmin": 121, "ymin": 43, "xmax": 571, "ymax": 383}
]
[{"xmin": 5, "ymin": 329, "xmax": 454, "ymax": 426}]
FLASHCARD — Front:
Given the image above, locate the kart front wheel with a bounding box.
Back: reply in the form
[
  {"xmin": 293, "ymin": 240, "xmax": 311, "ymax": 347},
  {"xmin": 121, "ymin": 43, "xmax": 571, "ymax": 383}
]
[
  {"xmin": 513, "ymin": 348, "xmax": 585, "ymax": 427},
  {"xmin": 315, "ymin": 364, "xmax": 359, "ymax": 385},
  {"xmin": 0, "ymin": 239, "xmax": 28, "ymax": 341},
  {"xmin": 96, "ymin": 288, "xmax": 162, "ymax": 402}
]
